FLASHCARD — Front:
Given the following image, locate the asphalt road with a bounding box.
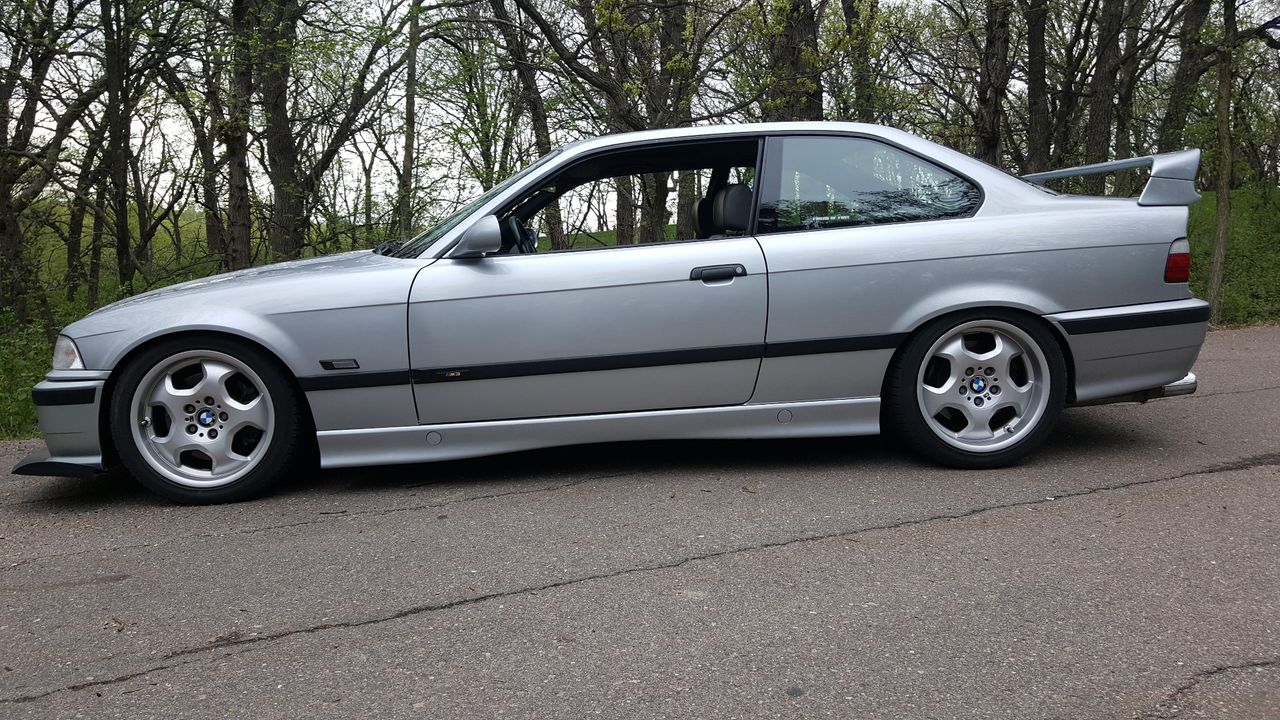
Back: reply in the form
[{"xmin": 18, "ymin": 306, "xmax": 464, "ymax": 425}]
[{"xmin": 2, "ymin": 326, "xmax": 1278, "ymax": 719}]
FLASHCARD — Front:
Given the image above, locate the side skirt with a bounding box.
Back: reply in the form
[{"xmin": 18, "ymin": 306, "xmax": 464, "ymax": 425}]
[{"xmin": 316, "ymin": 397, "xmax": 881, "ymax": 469}]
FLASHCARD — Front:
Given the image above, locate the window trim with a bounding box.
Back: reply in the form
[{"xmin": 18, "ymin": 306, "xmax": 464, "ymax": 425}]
[
  {"xmin": 755, "ymin": 132, "xmax": 986, "ymax": 236},
  {"xmin": 492, "ymin": 136, "xmax": 767, "ymax": 257}
]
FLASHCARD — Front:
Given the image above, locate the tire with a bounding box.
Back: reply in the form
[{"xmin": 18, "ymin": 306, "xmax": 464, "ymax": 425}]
[
  {"xmin": 883, "ymin": 309, "xmax": 1067, "ymax": 469},
  {"xmin": 109, "ymin": 335, "xmax": 307, "ymax": 503}
]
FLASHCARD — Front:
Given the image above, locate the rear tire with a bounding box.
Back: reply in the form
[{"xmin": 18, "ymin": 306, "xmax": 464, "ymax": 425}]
[
  {"xmin": 883, "ymin": 309, "xmax": 1067, "ymax": 469},
  {"xmin": 109, "ymin": 335, "xmax": 306, "ymax": 503}
]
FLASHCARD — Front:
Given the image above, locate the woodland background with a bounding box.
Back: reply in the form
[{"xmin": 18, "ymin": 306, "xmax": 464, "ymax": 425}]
[{"xmin": 1, "ymin": 0, "xmax": 1278, "ymax": 435}]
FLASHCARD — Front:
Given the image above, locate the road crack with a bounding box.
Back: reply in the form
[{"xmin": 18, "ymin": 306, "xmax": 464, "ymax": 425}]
[
  {"xmin": 4, "ymin": 453, "xmax": 1277, "ymax": 705},
  {"xmin": 1136, "ymin": 655, "xmax": 1280, "ymax": 719}
]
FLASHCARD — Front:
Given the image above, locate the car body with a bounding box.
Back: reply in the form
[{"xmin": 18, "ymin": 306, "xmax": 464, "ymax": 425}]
[{"xmin": 14, "ymin": 122, "xmax": 1209, "ymax": 502}]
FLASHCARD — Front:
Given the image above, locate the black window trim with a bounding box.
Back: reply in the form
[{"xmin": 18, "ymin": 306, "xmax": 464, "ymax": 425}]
[{"xmin": 753, "ymin": 131, "xmax": 986, "ymax": 237}]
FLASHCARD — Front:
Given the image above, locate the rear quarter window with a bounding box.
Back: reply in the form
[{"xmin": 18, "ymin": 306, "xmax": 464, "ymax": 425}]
[{"xmin": 757, "ymin": 136, "xmax": 982, "ymax": 234}]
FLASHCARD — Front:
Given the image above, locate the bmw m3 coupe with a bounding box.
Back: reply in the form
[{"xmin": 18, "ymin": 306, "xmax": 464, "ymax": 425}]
[{"xmin": 15, "ymin": 122, "xmax": 1208, "ymax": 502}]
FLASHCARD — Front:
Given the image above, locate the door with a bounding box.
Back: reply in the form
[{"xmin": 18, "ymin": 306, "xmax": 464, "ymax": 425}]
[{"xmin": 407, "ymin": 238, "xmax": 767, "ymax": 424}]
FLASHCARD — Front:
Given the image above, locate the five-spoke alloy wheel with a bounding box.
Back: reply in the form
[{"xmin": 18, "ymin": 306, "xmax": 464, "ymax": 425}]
[
  {"xmin": 885, "ymin": 310, "xmax": 1066, "ymax": 469},
  {"xmin": 110, "ymin": 336, "xmax": 307, "ymax": 503}
]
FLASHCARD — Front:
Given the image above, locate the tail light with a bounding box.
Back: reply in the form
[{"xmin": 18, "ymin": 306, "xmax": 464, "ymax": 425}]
[{"xmin": 1164, "ymin": 239, "xmax": 1190, "ymax": 283}]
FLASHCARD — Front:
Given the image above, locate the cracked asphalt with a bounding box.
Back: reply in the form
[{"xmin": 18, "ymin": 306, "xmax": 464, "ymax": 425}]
[{"xmin": 1, "ymin": 326, "xmax": 1278, "ymax": 719}]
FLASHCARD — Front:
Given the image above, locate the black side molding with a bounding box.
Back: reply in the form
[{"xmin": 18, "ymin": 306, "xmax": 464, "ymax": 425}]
[
  {"xmin": 32, "ymin": 386, "xmax": 97, "ymax": 407},
  {"xmin": 1058, "ymin": 305, "xmax": 1211, "ymax": 335},
  {"xmin": 413, "ymin": 344, "xmax": 765, "ymax": 384},
  {"xmin": 297, "ymin": 332, "xmax": 909, "ymax": 390},
  {"xmin": 297, "ymin": 370, "xmax": 412, "ymax": 392},
  {"xmin": 765, "ymin": 333, "xmax": 908, "ymax": 357}
]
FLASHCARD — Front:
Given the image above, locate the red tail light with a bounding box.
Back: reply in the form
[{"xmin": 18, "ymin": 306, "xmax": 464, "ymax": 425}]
[{"xmin": 1164, "ymin": 239, "xmax": 1190, "ymax": 283}]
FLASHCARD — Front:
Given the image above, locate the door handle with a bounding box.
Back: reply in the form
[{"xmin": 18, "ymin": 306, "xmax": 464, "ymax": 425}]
[{"xmin": 689, "ymin": 264, "xmax": 747, "ymax": 283}]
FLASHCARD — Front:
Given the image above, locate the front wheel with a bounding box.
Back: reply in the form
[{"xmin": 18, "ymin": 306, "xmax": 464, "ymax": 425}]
[
  {"xmin": 109, "ymin": 336, "xmax": 308, "ymax": 503},
  {"xmin": 883, "ymin": 311, "xmax": 1067, "ymax": 469}
]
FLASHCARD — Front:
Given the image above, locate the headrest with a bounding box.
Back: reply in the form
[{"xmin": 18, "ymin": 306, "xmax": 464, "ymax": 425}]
[
  {"xmin": 696, "ymin": 196, "xmax": 714, "ymax": 238},
  {"xmin": 711, "ymin": 184, "xmax": 752, "ymax": 234}
]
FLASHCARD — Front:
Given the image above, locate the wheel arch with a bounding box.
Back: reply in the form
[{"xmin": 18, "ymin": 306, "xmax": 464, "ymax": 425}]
[{"xmin": 98, "ymin": 330, "xmax": 318, "ymax": 467}]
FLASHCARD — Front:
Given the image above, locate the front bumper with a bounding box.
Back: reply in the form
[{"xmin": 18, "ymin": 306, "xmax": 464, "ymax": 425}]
[{"xmin": 10, "ymin": 370, "xmax": 109, "ymax": 478}]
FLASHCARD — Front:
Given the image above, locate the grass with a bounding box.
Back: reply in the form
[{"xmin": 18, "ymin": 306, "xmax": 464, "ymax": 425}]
[{"xmin": 1, "ymin": 190, "xmax": 1276, "ymax": 440}]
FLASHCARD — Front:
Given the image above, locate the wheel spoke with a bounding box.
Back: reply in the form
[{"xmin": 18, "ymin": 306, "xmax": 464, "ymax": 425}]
[
  {"xmin": 920, "ymin": 377, "xmax": 963, "ymax": 418},
  {"xmin": 224, "ymin": 396, "xmax": 270, "ymax": 445},
  {"xmin": 150, "ymin": 434, "xmax": 204, "ymax": 469},
  {"xmin": 147, "ymin": 375, "xmax": 193, "ymax": 420},
  {"xmin": 193, "ymin": 360, "xmax": 239, "ymax": 401},
  {"xmin": 935, "ymin": 336, "xmax": 981, "ymax": 368}
]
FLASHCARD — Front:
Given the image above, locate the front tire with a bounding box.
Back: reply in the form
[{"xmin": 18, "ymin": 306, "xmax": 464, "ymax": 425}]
[
  {"xmin": 883, "ymin": 310, "xmax": 1067, "ymax": 469},
  {"xmin": 109, "ymin": 336, "xmax": 307, "ymax": 503}
]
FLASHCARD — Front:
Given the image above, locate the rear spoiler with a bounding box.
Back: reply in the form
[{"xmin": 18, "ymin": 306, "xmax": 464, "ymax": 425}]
[{"xmin": 1021, "ymin": 149, "xmax": 1201, "ymax": 206}]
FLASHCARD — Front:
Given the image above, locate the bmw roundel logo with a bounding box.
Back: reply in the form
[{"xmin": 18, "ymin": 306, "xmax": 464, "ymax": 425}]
[
  {"xmin": 970, "ymin": 377, "xmax": 987, "ymax": 393},
  {"xmin": 197, "ymin": 408, "xmax": 217, "ymax": 427}
]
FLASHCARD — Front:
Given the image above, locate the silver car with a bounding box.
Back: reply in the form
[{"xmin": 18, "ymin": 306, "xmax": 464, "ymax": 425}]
[{"xmin": 14, "ymin": 122, "xmax": 1208, "ymax": 503}]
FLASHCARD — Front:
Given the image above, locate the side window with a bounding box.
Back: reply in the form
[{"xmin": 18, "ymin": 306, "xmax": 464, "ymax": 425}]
[
  {"xmin": 756, "ymin": 136, "xmax": 981, "ymax": 234},
  {"xmin": 498, "ymin": 139, "xmax": 761, "ymax": 254}
]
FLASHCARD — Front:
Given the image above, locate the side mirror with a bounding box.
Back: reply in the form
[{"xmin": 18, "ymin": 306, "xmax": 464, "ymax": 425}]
[{"xmin": 449, "ymin": 215, "xmax": 503, "ymax": 258}]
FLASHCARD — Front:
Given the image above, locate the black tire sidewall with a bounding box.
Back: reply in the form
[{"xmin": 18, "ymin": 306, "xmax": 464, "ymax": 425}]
[
  {"xmin": 884, "ymin": 309, "xmax": 1067, "ymax": 469},
  {"xmin": 109, "ymin": 335, "xmax": 304, "ymax": 503}
]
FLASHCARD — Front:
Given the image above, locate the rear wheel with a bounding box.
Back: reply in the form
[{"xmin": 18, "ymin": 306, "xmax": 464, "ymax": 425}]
[
  {"xmin": 884, "ymin": 310, "xmax": 1067, "ymax": 468},
  {"xmin": 109, "ymin": 336, "xmax": 306, "ymax": 503}
]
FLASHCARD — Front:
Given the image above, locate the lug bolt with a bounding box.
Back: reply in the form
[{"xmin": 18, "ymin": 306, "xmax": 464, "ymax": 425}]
[
  {"xmin": 974, "ymin": 397, "xmax": 985, "ymax": 408},
  {"xmin": 203, "ymin": 396, "xmax": 215, "ymax": 405},
  {"xmin": 186, "ymin": 424, "xmax": 197, "ymax": 434},
  {"xmin": 984, "ymin": 367, "xmax": 994, "ymax": 376},
  {"xmin": 959, "ymin": 386, "xmax": 967, "ymax": 395},
  {"xmin": 219, "ymin": 412, "xmax": 229, "ymax": 421},
  {"xmin": 184, "ymin": 404, "xmax": 196, "ymax": 414},
  {"xmin": 208, "ymin": 429, "xmax": 218, "ymax": 439},
  {"xmin": 965, "ymin": 368, "xmax": 975, "ymax": 376},
  {"xmin": 991, "ymin": 386, "xmax": 1001, "ymax": 395}
]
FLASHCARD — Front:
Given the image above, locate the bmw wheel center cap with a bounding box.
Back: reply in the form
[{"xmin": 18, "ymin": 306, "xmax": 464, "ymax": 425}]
[
  {"xmin": 970, "ymin": 377, "xmax": 987, "ymax": 393},
  {"xmin": 197, "ymin": 408, "xmax": 217, "ymax": 427}
]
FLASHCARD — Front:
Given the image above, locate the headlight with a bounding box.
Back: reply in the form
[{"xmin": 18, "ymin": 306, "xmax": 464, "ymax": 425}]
[{"xmin": 52, "ymin": 335, "xmax": 85, "ymax": 370}]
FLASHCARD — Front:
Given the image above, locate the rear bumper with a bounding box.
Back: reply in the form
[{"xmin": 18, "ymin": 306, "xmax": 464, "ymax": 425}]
[
  {"xmin": 1075, "ymin": 372, "xmax": 1197, "ymax": 406},
  {"xmin": 11, "ymin": 371, "xmax": 109, "ymax": 477},
  {"xmin": 1047, "ymin": 299, "xmax": 1209, "ymax": 404}
]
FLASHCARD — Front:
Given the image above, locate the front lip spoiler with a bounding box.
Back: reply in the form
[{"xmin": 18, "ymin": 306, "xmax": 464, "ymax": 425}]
[
  {"xmin": 10, "ymin": 448, "xmax": 103, "ymax": 479},
  {"xmin": 1074, "ymin": 372, "xmax": 1197, "ymax": 406}
]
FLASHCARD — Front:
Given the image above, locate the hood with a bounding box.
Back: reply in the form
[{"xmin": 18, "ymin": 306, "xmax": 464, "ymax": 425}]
[{"xmin": 88, "ymin": 251, "xmax": 386, "ymax": 316}]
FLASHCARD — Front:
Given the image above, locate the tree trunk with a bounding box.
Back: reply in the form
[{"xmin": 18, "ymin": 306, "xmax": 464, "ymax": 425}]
[
  {"xmin": 259, "ymin": 0, "xmax": 306, "ymax": 259},
  {"xmin": 1024, "ymin": 0, "xmax": 1050, "ymax": 173},
  {"xmin": 0, "ymin": 192, "xmax": 27, "ymax": 321},
  {"xmin": 396, "ymin": 0, "xmax": 419, "ymax": 238},
  {"xmin": 676, "ymin": 171, "xmax": 699, "ymax": 239},
  {"xmin": 1207, "ymin": 0, "xmax": 1235, "ymax": 324},
  {"xmin": 840, "ymin": 0, "xmax": 878, "ymax": 122},
  {"xmin": 102, "ymin": 0, "xmax": 135, "ymax": 290},
  {"xmin": 1081, "ymin": 0, "xmax": 1125, "ymax": 195},
  {"xmin": 975, "ymin": 0, "xmax": 1012, "ymax": 164},
  {"xmin": 225, "ymin": 0, "xmax": 254, "ymax": 270},
  {"xmin": 89, "ymin": 188, "xmax": 105, "ymax": 307},
  {"xmin": 1156, "ymin": 0, "xmax": 1213, "ymax": 153},
  {"xmin": 638, "ymin": 172, "xmax": 671, "ymax": 244},
  {"xmin": 615, "ymin": 175, "xmax": 636, "ymax": 246},
  {"xmin": 763, "ymin": 0, "xmax": 824, "ymax": 121}
]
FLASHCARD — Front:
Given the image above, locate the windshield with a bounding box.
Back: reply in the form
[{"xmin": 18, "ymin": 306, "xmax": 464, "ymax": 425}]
[{"xmin": 389, "ymin": 149, "xmax": 563, "ymax": 258}]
